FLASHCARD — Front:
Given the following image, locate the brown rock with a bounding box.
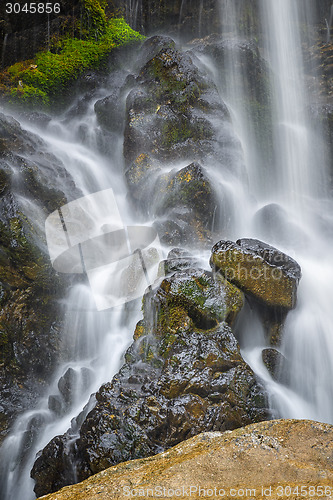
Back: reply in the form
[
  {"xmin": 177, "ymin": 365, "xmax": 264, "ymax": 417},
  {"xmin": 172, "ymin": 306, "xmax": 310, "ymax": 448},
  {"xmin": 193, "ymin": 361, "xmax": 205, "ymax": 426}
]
[
  {"xmin": 37, "ymin": 419, "xmax": 333, "ymax": 500},
  {"xmin": 210, "ymin": 239, "xmax": 301, "ymax": 310}
]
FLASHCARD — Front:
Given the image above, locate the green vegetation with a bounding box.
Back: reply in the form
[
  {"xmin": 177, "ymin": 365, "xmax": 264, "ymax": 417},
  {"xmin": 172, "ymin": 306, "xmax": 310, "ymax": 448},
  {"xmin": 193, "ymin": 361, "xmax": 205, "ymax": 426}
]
[{"xmin": 3, "ymin": 14, "xmax": 144, "ymax": 107}]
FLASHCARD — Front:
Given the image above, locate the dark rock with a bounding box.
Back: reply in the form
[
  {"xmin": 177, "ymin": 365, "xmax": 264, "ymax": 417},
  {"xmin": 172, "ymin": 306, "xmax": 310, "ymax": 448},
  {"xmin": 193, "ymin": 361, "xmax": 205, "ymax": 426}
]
[
  {"xmin": 210, "ymin": 238, "xmax": 301, "ymax": 310},
  {"xmin": 95, "ymin": 91, "xmax": 125, "ymax": 132},
  {"xmin": 48, "ymin": 395, "xmax": 63, "ymax": 416},
  {"xmin": 123, "ymin": 44, "xmax": 231, "ymax": 165},
  {"xmin": 136, "ymin": 35, "xmax": 176, "ymax": 69},
  {"xmin": 94, "ymin": 69, "xmax": 133, "ymax": 132},
  {"xmin": 262, "ymin": 348, "xmax": 288, "ymax": 383},
  {"xmin": 31, "ymin": 266, "xmax": 268, "ymax": 496},
  {"xmin": 158, "ymin": 247, "xmax": 201, "ymax": 275},
  {"xmin": 120, "ymin": 37, "xmax": 245, "ymax": 246},
  {"xmin": 153, "ymin": 162, "xmax": 218, "ymax": 245}
]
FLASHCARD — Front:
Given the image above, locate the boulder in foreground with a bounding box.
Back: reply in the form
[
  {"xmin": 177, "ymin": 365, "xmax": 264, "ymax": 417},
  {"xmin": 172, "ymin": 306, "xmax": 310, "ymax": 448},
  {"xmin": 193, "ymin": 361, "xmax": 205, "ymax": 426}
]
[{"xmin": 37, "ymin": 419, "xmax": 333, "ymax": 500}]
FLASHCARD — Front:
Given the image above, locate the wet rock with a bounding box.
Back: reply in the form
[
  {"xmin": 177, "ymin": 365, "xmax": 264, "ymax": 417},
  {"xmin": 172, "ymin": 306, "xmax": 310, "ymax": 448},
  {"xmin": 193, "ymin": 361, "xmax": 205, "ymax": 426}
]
[
  {"xmin": 210, "ymin": 238, "xmax": 301, "ymax": 310},
  {"xmin": 136, "ymin": 35, "xmax": 176, "ymax": 69},
  {"xmin": 94, "ymin": 69, "xmax": 133, "ymax": 132},
  {"xmin": 158, "ymin": 247, "xmax": 201, "ymax": 275},
  {"xmin": 94, "ymin": 91, "xmax": 125, "ymax": 132},
  {"xmin": 36, "ymin": 419, "xmax": 333, "ymax": 500},
  {"xmin": 119, "ymin": 37, "xmax": 245, "ymax": 245},
  {"xmin": 122, "ymin": 36, "xmax": 235, "ymax": 168},
  {"xmin": 103, "ymin": 36, "xmax": 246, "ymax": 245},
  {"xmin": 48, "ymin": 395, "xmax": 63, "ymax": 416},
  {"xmin": 262, "ymin": 348, "xmax": 288, "ymax": 383},
  {"xmin": 31, "ymin": 265, "xmax": 268, "ymax": 496},
  {"xmin": 153, "ymin": 162, "xmax": 218, "ymax": 245},
  {"xmin": 154, "ymin": 163, "xmax": 215, "ymax": 226},
  {"xmin": 123, "ymin": 45, "xmax": 218, "ymax": 164},
  {"xmin": 151, "ymin": 268, "xmax": 244, "ymax": 334}
]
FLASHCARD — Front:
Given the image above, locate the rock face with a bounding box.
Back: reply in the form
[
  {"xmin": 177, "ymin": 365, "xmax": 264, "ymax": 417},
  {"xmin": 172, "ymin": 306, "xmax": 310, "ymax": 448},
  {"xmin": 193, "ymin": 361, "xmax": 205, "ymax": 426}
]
[
  {"xmin": 0, "ymin": 113, "xmax": 79, "ymax": 442},
  {"xmin": 210, "ymin": 238, "xmax": 302, "ymax": 347},
  {"xmin": 31, "ymin": 255, "xmax": 269, "ymax": 497},
  {"xmin": 119, "ymin": 36, "xmax": 244, "ymax": 245},
  {"xmin": 210, "ymin": 238, "xmax": 301, "ymax": 310},
  {"xmin": 37, "ymin": 419, "xmax": 333, "ymax": 500}
]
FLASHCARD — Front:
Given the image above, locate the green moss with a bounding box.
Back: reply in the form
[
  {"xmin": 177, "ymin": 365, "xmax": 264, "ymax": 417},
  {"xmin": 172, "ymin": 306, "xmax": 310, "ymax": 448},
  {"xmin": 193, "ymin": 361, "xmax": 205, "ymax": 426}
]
[
  {"xmin": 3, "ymin": 18, "xmax": 144, "ymax": 108},
  {"xmin": 81, "ymin": 0, "xmax": 107, "ymax": 40}
]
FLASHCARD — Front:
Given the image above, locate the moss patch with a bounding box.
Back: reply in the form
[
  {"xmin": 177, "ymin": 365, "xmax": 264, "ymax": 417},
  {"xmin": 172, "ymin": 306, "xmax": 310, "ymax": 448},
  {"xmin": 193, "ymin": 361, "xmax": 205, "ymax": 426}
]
[{"xmin": 1, "ymin": 17, "xmax": 144, "ymax": 108}]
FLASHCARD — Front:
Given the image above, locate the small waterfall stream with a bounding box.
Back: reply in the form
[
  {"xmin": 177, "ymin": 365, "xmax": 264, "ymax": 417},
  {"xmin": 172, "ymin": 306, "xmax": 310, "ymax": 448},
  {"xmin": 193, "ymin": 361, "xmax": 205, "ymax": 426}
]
[
  {"xmin": 0, "ymin": 72, "xmax": 147, "ymax": 499},
  {"xmin": 216, "ymin": 0, "xmax": 333, "ymax": 422},
  {"xmin": 1, "ymin": 1, "xmax": 333, "ymax": 498},
  {"xmin": 1, "ymin": 34, "xmax": 8, "ymax": 69}
]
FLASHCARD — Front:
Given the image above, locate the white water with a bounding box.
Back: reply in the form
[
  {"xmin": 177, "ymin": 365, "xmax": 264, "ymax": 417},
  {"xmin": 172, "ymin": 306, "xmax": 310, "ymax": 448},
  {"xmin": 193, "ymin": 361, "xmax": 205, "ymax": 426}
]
[
  {"xmin": 216, "ymin": 0, "xmax": 333, "ymax": 422},
  {"xmin": 1, "ymin": 2, "xmax": 333, "ymax": 499},
  {"xmin": 0, "ymin": 78, "xmax": 146, "ymax": 499}
]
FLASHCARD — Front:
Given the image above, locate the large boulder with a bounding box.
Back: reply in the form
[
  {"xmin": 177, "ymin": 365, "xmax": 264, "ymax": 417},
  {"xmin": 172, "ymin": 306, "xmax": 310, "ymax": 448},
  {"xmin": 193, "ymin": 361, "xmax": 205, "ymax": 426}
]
[
  {"xmin": 123, "ymin": 41, "xmax": 232, "ymax": 165},
  {"xmin": 210, "ymin": 238, "xmax": 301, "ymax": 310},
  {"xmin": 31, "ymin": 257, "xmax": 268, "ymax": 496},
  {"xmin": 36, "ymin": 419, "xmax": 333, "ymax": 500},
  {"xmin": 119, "ymin": 36, "xmax": 245, "ymax": 245}
]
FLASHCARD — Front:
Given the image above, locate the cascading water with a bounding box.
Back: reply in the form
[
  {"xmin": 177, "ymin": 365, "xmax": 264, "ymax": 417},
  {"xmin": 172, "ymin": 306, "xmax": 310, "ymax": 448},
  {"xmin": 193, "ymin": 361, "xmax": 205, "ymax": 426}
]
[
  {"xmin": 253, "ymin": 0, "xmax": 333, "ymax": 423},
  {"xmin": 215, "ymin": 0, "xmax": 333, "ymax": 423},
  {"xmin": 1, "ymin": 34, "xmax": 8, "ymax": 70},
  {"xmin": 0, "ymin": 69, "xmax": 147, "ymax": 500},
  {"xmin": 1, "ymin": 1, "xmax": 333, "ymax": 498}
]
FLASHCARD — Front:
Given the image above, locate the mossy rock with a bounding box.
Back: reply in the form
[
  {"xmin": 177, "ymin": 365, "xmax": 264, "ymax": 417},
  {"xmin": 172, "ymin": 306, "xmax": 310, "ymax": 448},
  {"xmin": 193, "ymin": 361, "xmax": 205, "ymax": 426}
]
[
  {"xmin": 210, "ymin": 238, "xmax": 301, "ymax": 310},
  {"xmin": 154, "ymin": 162, "xmax": 215, "ymax": 226},
  {"xmin": 123, "ymin": 42, "xmax": 221, "ymax": 165},
  {"xmin": 150, "ymin": 268, "xmax": 244, "ymax": 341},
  {"xmin": 31, "ymin": 261, "xmax": 267, "ymax": 496}
]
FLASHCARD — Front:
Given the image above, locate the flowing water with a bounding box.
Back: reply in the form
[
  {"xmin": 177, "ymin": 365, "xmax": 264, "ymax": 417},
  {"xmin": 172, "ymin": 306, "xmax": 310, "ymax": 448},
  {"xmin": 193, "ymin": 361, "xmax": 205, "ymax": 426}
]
[
  {"xmin": 218, "ymin": 0, "xmax": 333, "ymax": 422},
  {"xmin": 1, "ymin": 1, "xmax": 333, "ymax": 499},
  {"xmin": 1, "ymin": 34, "xmax": 8, "ymax": 69},
  {"xmin": 0, "ymin": 74, "xmax": 148, "ymax": 499}
]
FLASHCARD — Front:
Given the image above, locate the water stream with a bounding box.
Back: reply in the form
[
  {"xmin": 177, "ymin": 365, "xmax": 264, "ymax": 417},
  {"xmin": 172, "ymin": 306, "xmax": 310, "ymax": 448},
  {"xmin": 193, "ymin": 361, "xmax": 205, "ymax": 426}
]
[
  {"xmin": 1, "ymin": 1, "xmax": 333, "ymax": 499},
  {"xmin": 0, "ymin": 74, "xmax": 146, "ymax": 499}
]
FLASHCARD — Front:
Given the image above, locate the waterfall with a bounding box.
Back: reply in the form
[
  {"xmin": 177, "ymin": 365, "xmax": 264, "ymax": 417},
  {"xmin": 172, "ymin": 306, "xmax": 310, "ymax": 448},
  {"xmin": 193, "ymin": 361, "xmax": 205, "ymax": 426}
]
[
  {"xmin": 216, "ymin": 0, "xmax": 333, "ymax": 422},
  {"xmin": 0, "ymin": 75, "xmax": 147, "ymax": 499},
  {"xmin": 1, "ymin": 34, "xmax": 8, "ymax": 69},
  {"xmin": 1, "ymin": 1, "xmax": 333, "ymax": 499},
  {"xmin": 257, "ymin": 0, "xmax": 333, "ymax": 422},
  {"xmin": 0, "ymin": 284, "xmax": 137, "ymax": 500},
  {"xmin": 125, "ymin": 0, "xmax": 143, "ymax": 31}
]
